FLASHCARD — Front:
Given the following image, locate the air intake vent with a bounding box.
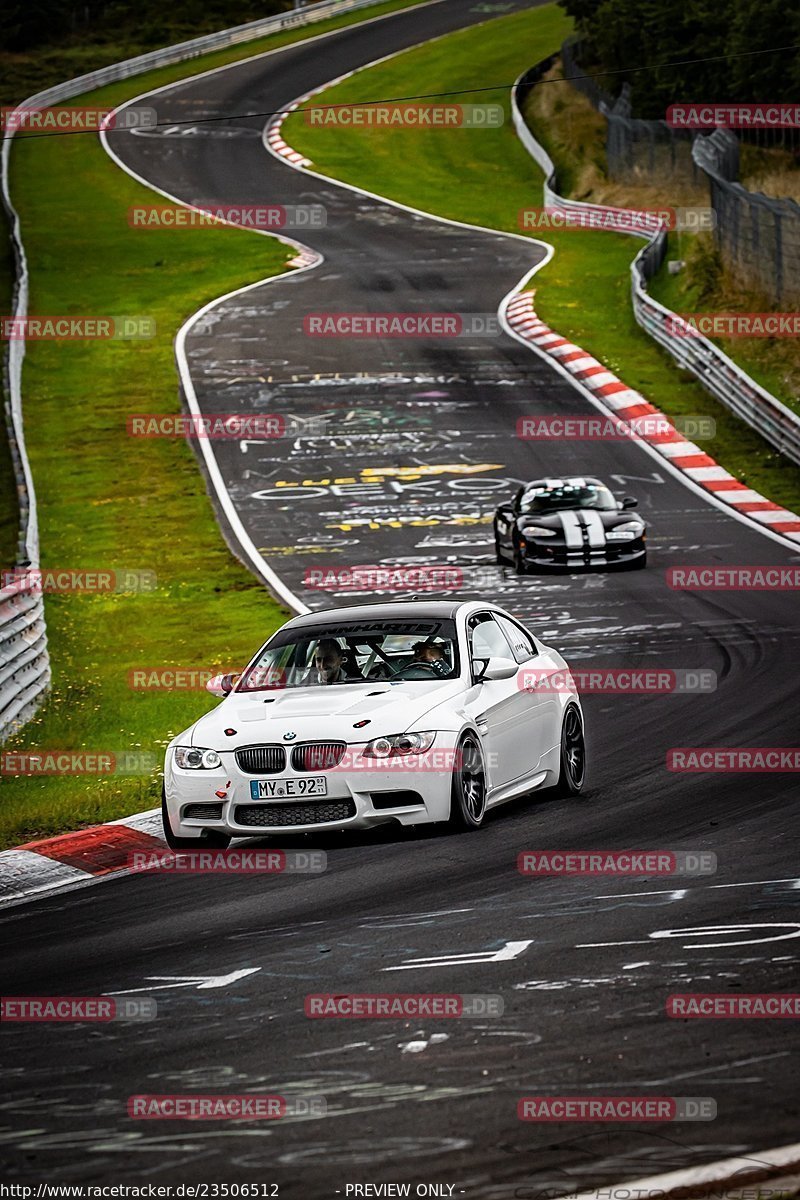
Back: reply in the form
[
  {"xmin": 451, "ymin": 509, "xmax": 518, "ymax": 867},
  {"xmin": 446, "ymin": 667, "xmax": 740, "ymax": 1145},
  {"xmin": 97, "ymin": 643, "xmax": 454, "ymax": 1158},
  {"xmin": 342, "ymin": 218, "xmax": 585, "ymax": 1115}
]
[
  {"xmin": 183, "ymin": 803, "xmax": 224, "ymax": 820},
  {"xmin": 234, "ymin": 800, "xmax": 356, "ymax": 827}
]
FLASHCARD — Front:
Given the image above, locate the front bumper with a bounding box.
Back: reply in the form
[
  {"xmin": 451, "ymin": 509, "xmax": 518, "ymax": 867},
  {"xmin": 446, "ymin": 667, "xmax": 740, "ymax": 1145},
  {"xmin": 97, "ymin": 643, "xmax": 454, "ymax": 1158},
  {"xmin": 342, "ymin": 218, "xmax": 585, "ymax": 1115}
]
[
  {"xmin": 164, "ymin": 735, "xmax": 460, "ymax": 837},
  {"xmin": 520, "ymin": 539, "xmax": 646, "ymax": 572}
]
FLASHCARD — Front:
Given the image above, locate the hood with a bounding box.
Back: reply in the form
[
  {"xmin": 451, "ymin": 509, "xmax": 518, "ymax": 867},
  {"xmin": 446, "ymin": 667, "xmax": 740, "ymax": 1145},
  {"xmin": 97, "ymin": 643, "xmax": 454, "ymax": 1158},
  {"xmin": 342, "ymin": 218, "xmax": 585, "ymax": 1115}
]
[{"xmin": 190, "ymin": 678, "xmax": 465, "ymax": 750}]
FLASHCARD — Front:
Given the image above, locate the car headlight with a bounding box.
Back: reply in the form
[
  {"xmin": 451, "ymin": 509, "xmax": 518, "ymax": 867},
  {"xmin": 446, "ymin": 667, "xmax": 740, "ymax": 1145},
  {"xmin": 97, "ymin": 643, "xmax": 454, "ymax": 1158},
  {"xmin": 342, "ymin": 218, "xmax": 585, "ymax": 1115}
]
[
  {"xmin": 174, "ymin": 746, "xmax": 222, "ymax": 770},
  {"xmin": 363, "ymin": 731, "xmax": 437, "ymax": 758},
  {"xmin": 606, "ymin": 521, "xmax": 645, "ymax": 541},
  {"xmin": 520, "ymin": 524, "xmax": 557, "ymax": 537}
]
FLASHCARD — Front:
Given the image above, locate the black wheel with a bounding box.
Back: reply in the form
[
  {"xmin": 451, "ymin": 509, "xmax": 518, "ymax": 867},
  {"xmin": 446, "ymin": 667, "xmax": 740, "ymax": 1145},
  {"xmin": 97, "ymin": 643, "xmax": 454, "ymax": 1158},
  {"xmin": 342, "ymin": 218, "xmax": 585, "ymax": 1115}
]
[
  {"xmin": 630, "ymin": 552, "xmax": 647, "ymax": 571},
  {"xmin": 449, "ymin": 734, "xmax": 487, "ymax": 830},
  {"xmin": 161, "ymin": 787, "xmax": 232, "ymax": 850},
  {"xmin": 552, "ymin": 704, "xmax": 586, "ymax": 797},
  {"xmin": 494, "ymin": 528, "xmax": 506, "ymax": 565}
]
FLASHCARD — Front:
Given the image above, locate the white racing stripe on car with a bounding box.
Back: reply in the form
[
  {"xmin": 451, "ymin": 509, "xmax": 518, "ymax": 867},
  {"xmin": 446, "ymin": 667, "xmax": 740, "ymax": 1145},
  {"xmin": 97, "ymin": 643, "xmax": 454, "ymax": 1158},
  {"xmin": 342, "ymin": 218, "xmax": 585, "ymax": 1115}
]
[
  {"xmin": 559, "ymin": 511, "xmax": 584, "ymax": 549},
  {"xmin": 580, "ymin": 509, "xmax": 607, "ymax": 548}
]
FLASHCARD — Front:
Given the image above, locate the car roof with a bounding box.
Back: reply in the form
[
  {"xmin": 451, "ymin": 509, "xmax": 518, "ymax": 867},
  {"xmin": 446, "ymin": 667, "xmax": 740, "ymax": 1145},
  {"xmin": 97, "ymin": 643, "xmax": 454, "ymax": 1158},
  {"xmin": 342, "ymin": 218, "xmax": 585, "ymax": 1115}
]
[
  {"xmin": 523, "ymin": 476, "xmax": 606, "ymax": 489},
  {"xmin": 284, "ymin": 600, "xmax": 482, "ymax": 628}
]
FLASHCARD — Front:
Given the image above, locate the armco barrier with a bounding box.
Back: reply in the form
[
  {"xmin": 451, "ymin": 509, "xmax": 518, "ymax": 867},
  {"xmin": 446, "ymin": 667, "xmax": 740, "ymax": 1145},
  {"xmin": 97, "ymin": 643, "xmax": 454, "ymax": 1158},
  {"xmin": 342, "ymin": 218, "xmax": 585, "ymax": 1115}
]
[
  {"xmin": 0, "ymin": 581, "xmax": 50, "ymax": 743},
  {"xmin": 512, "ymin": 63, "xmax": 800, "ymax": 469},
  {"xmin": 0, "ymin": 0, "xmax": 405, "ymax": 742}
]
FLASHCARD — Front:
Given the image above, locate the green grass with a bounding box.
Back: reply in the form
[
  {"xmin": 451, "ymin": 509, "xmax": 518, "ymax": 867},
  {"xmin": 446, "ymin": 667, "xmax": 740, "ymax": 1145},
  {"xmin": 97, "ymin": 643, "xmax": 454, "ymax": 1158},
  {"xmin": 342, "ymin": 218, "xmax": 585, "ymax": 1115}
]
[
  {"xmin": 284, "ymin": 3, "xmax": 800, "ymax": 513},
  {"xmin": 649, "ymin": 234, "xmax": 799, "ymax": 416},
  {"xmin": 0, "ymin": 0, "xmax": 434, "ymax": 849}
]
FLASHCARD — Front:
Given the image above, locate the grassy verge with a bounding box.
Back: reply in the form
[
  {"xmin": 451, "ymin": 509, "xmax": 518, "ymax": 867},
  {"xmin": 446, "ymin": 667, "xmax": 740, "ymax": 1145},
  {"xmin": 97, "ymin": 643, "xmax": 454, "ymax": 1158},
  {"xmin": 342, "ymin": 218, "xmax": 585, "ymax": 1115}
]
[
  {"xmin": 0, "ymin": 0, "xmax": 433, "ymax": 849},
  {"xmin": 283, "ymin": 3, "xmax": 800, "ymax": 512},
  {"xmin": 648, "ymin": 234, "xmax": 800, "ymax": 416}
]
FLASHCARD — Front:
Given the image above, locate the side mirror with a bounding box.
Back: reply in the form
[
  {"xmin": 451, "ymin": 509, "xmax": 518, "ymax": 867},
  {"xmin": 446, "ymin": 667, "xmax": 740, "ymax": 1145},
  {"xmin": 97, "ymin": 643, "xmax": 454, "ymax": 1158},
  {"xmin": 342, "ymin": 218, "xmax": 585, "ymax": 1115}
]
[
  {"xmin": 621, "ymin": 496, "xmax": 638, "ymax": 510},
  {"xmin": 496, "ymin": 503, "xmax": 515, "ymax": 517},
  {"xmin": 473, "ymin": 656, "xmax": 518, "ymax": 682},
  {"xmin": 206, "ymin": 672, "xmax": 240, "ymax": 698}
]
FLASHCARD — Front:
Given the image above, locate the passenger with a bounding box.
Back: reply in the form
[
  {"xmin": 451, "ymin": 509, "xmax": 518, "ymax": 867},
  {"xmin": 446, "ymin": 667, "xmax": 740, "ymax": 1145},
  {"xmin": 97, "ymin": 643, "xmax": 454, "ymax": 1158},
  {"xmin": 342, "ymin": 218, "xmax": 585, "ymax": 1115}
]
[{"xmin": 303, "ymin": 638, "xmax": 360, "ymax": 685}]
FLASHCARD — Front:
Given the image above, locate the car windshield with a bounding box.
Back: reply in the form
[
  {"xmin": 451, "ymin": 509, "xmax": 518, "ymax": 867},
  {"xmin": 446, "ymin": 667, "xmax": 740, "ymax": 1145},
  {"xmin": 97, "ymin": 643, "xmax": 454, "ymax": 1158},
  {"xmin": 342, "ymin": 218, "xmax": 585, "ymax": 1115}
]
[
  {"xmin": 519, "ymin": 482, "xmax": 616, "ymax": 513},
  {"xmin": 237, "ymin": 618, "xmax": 461, "ymax": 691}
]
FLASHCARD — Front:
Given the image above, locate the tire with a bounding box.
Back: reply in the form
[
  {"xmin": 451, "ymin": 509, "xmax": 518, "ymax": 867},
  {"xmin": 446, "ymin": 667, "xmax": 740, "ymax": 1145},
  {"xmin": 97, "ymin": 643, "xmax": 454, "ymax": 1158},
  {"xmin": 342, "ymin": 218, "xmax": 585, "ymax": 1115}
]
[
  {"xmin": 552, "ymin": 704, "xmax": 586, "ymax": 797},
  {"xmin": 449, "ymin": 733, "xmax": 487, "ymax": 830},
  {"xmin": 494, "ymin": 532, "xmax": 506, "ymax": 565},
  {"xmin": 161, "ymin": 787, "xmax": 232, "ymax": 850},
  {"xmin": 631, "ymin": 551, "xmax": 647, "ymax": 570}
]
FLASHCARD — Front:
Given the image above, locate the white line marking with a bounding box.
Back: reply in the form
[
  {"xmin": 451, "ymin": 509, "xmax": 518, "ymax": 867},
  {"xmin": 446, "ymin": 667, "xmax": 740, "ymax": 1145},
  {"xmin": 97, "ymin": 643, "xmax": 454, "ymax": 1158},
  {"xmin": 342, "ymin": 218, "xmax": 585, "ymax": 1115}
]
[
  {"xmin": 384, "ymin": 939, "xmax": 533, "ymax": 971},
  {"xmin": 107, "ymin": 968, "xmax": 261, "ymax": 994}
]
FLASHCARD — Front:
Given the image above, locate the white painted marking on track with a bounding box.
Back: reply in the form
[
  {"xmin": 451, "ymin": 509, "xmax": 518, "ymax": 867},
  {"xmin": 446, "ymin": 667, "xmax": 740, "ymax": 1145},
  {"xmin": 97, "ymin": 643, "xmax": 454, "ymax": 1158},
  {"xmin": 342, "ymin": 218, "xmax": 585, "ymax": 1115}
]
[
  {"xmin": 650, "ymin": 922, "xmax": 800, "ymax": 948},
  {"xmin": 594, "ymin": 878, "xmax": 800, "ymax": 899},
  {"xmin": 384, "ymin": 939, "xmax": 533, "ymax": 971},
  {"xmin": 107, "ymin": 968, "xmax": 261, "ymax": 994},
  {"xmin": 579, "ymin": 922, "xmax": 800, "ymax": 950}
]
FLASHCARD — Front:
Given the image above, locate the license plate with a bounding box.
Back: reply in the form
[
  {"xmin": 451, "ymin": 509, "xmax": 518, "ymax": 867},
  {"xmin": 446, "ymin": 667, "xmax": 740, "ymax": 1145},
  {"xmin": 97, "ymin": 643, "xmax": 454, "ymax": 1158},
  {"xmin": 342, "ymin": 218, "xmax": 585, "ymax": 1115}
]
[{"xmin": 249, "ymin": 776, "xmax": 328, "ymax": 800}]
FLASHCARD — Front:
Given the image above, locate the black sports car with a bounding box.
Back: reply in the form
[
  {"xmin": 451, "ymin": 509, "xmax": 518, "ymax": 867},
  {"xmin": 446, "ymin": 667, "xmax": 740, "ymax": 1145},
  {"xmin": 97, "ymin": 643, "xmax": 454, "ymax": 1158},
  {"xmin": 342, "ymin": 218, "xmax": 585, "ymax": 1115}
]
[{"xmin": 494, "ymin": 476, "xmax": 647, "ymax": 573}]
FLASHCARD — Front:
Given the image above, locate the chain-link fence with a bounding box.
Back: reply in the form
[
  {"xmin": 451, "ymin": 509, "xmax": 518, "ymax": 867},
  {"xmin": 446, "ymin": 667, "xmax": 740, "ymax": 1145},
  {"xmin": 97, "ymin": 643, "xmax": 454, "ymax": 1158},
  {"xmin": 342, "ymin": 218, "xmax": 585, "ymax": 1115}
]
[
  {"xmin": 560, "ymin": 36, "xmax": 800, "ymax": 304},
  {"xmin": 561, "ymin": 37, "xmax": 699, "ymax": 184},
  {"xmin": 693, "ymin": 130, "xmax": 800, "ymax": 304}
]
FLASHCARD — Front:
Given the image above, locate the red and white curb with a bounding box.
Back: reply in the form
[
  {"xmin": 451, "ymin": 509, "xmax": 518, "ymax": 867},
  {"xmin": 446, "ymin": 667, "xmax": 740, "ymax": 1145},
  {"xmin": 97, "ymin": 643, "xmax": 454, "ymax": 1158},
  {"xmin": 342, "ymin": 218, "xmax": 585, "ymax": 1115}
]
[
  {"xmin": 0, "ymin": 808, "xmax": 163, "ymax": 907},
  {"xmin": 265, "ymin": 104, "xmax": 312, "ymax": 167},
  {"xmin": 286, "ymin": 246, "xmax": 320, "ymax": 268},
  {"xmin": 559, "ymin": 1140, "xmax": 800, "ymax": 1200},
  {"xmin": 506, "ymin": 291, "xmax": 800, "ymax": 544}
]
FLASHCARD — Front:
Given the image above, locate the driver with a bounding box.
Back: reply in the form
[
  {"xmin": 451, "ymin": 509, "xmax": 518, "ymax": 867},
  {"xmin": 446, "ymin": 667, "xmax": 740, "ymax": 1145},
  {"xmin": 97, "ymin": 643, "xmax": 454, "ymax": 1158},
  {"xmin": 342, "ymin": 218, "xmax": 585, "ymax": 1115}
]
[
  {"xmin": 411, "ymin": 639, "xmax": 449, "ymax": 675},
  {"xmin": 303, "ymin": 638, "xmax": 360, "ymax": 686}
]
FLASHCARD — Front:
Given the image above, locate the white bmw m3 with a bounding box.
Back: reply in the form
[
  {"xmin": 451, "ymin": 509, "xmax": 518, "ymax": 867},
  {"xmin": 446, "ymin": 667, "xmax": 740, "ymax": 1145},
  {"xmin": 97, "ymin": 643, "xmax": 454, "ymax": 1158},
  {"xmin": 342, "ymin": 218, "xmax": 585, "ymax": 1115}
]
[{"xmin": 162, "ymin": 600, "xmax": 586, "ymax": 848}]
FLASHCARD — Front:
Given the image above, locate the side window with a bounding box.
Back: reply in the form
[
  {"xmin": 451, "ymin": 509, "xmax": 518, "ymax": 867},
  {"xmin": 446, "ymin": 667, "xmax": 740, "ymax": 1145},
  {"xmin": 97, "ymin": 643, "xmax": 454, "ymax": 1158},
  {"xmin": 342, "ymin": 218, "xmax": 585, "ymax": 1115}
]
[
  {"xmin": 495, "ymin": 615, "xmax": 537, "ymax": 664},
  {"xmin": 468, "ymin": 613, "xmax": 515, "ymax": 663}
]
